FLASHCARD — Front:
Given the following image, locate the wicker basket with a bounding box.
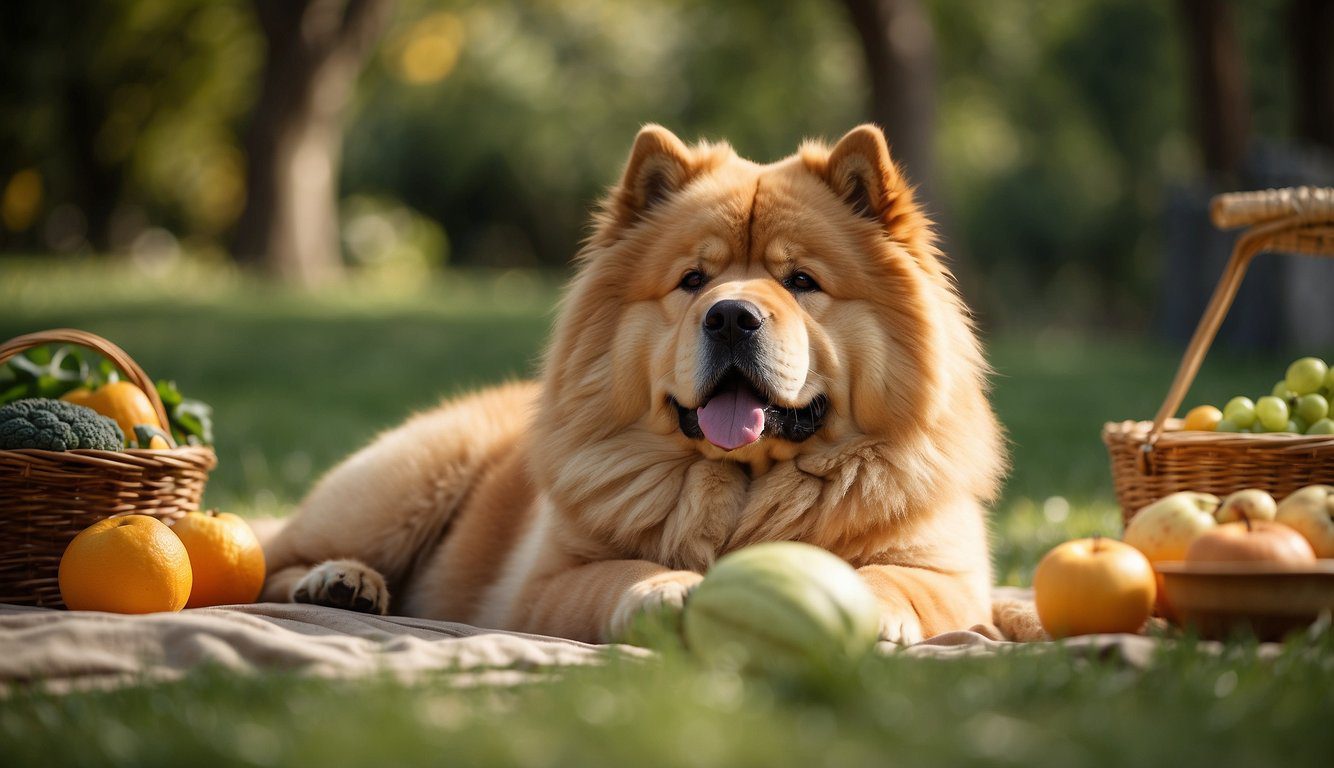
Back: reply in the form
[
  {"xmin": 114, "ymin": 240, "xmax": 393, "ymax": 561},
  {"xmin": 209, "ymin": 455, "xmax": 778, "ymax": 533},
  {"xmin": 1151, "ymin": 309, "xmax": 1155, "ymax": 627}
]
[
  {"xmin": 1104, "ymin": 187, "xmax": 1334, "ymax": 525},
  {"xmin": 0, "ymin": 329, "xmax": 217, "ymax": 607}
]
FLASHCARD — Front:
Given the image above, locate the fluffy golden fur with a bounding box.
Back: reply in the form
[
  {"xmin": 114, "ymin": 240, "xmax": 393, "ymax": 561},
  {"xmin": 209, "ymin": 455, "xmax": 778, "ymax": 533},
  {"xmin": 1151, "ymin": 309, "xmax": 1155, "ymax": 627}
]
[{"xmin": 261, "ymin": 124, "xmax": 1006, "ymax": 645}]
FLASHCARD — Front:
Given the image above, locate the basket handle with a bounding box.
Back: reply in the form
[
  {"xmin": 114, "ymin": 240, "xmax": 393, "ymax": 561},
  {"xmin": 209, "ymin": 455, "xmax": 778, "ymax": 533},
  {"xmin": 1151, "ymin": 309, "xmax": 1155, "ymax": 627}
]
[
  {"xmin": 1210, "ymin": 186, "xmax": 1334, "ymax": 229},
  {"xmin": 1144, "ymin": 187, "xmax": 1334, "ymax": 461},
  {"xmin": 0, "ymin": 328, "xmax": 177, "ymax": 448}
]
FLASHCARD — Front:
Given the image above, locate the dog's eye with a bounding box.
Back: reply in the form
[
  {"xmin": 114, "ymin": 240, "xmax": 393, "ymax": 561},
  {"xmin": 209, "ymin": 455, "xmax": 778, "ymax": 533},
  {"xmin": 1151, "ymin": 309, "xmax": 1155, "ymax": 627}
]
[
  {"xmin": 679, "ymin": 270, "xmax": 706, "ymax": 292},
  {"xmin": 785, "ymin": 271, "xmax": 820, "ymax": 293}
]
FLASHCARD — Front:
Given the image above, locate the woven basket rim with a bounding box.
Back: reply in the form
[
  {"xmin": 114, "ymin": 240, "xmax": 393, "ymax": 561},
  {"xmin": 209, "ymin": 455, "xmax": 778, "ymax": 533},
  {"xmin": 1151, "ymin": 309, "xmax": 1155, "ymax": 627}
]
[
  {"xmin": 0, "ymin": 445, "xmax": 217, "ymax": 471},
  {"xmin": 0, "ymin": 445, "xmax": 216, "ymax": 455},
  {"xmin": 1102, "ymin": 419, "xmax": 1334, "ymax": 451}
]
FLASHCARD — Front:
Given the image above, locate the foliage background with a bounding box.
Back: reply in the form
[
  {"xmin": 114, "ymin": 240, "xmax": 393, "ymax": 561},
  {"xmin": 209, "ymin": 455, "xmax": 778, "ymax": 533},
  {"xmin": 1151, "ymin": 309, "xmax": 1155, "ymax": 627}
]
[{"xmin": 0, "ymin": 0, "xmax": 1310, "ymax": 325}]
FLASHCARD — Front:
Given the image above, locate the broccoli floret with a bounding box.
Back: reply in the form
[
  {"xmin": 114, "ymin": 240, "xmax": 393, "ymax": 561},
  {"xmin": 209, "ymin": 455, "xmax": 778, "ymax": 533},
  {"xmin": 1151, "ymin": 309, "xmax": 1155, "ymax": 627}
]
[{"xmin": 0, "ymin": 398, "xmax": 124, "ymax": 451}]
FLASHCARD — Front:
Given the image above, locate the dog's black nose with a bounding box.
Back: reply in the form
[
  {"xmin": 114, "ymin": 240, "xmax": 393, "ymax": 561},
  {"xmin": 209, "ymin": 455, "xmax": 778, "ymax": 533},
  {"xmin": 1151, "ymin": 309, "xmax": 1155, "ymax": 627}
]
[{"xmin": 703, "ymin": 299, "xmax": 763, "ymax": 345}]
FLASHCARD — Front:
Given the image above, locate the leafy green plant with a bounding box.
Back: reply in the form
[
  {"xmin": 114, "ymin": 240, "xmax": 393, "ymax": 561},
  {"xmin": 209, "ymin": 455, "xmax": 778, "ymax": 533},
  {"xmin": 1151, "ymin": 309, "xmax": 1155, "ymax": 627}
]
[
  {"xmin": 0, "ymin": 345, "xmax": 214, "ymax": 446},
  {"xmin": 155, "ymin": 379, "xmax": 214, "ymax": 446},
  {"xmin": 0, "ymin": 346, "xmax": 92, "ymax": 402}
]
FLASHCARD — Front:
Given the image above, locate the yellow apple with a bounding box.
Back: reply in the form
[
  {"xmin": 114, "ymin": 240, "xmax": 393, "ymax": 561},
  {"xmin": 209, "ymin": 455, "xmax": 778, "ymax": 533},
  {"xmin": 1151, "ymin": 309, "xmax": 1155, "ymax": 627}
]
[
  {"xmin": 1274, "ymin": 485, "xmax": 1334, "ymax": 558},
  {"xmin": 1215, "ymin": 489, "xmax": 1277, "ymax": 524},
  {"xmin": 1123, "ymin": 491, "xmax": 1219, "ymax": 618},
  {"xmin": 1123, "ymin": 492, "xmax": 1220, "ymax": 562},
  {"xmin": 1033, "ymin": 537, "xmax": 1156, "ymax": 638}
]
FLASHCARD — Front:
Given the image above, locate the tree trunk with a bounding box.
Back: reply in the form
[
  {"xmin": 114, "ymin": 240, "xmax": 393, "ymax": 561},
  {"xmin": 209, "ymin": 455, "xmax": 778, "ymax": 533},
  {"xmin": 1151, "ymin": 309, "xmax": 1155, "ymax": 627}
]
[
  {"xmin": 1289, "ymin": 0, "xmax": 1334, "ymax": 149},
  {"xmin": 232, "ymin": 0, "xmax": 392, "ymax": 285},
  {"xmin": 63, "ymin": 76, "xmax": 121, "ymax": 252},
  {"xmin": 1177, "ymin": 0, "xmax": 1251, "ymax": 181},
  {"xmin": 838, "ymin": 0, "xmax": 937, "ymax": 198}
]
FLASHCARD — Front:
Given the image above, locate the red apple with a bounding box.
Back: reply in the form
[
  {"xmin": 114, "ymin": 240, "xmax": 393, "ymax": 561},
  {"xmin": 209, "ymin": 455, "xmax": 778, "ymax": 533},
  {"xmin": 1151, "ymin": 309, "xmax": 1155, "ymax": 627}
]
[
  {"xmin": 1185, "ymin": 518, "xmax": 1316, "ymax": 564},
  {"xmin": 1034, "ymin": 537, "xmax": 1157, "ymax": 638}
]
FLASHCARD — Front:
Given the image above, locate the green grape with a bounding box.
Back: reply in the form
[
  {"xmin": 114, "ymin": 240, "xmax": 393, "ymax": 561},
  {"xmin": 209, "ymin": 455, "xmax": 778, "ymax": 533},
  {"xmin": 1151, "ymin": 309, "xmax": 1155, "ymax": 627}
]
[
  {"xmin": 1272, "ymin": 380, "xmax": 1297, "ymax": 401},
  {"xmin": 1215, "ymin": 418, "xmax": 1241, "ymax": 433},
  {"xmin": 1295, "ymin": 393, "xmax": 1329, "ymax": 424},
  {"xmin": 1293, "ymin": 416, "xmax": 1311, "ymax": 434},
  {"xmin": 1285, "ymin": 357, "xmax": 1329, "ymax": 396},
  {"xmin": 1307, "ymin": 418, "xmax": 1334, "ymax": 435},
  {"xmin": 1255, "ymin": 395, "xmax": 1289, "ymax": 432},
  {"xmin": 1223, "ymin": 397, "xmax": 1256, "ymax": 429}
]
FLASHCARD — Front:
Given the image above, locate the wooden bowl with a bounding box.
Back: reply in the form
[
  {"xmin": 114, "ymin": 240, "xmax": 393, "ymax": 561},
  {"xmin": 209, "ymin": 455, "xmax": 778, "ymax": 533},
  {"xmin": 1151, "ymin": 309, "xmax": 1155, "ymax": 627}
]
[{"xmin": 1155, "ymin": 560, "xmax": 1334, "ymax": 640}]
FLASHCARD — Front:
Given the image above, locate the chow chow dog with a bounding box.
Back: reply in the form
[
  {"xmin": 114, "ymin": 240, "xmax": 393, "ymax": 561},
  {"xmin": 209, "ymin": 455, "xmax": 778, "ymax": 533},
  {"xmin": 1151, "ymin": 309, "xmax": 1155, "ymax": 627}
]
[{"xmin": 261, "ymin": 124, "xmax": 1005, "ymax": 645}]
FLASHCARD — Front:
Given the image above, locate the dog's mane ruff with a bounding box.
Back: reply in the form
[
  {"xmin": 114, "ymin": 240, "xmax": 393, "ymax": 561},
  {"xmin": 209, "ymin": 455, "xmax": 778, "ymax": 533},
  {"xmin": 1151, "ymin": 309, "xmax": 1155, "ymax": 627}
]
[{"xmin": 530, "ymin": 137, "xmax": 1006, "ymax": 575}]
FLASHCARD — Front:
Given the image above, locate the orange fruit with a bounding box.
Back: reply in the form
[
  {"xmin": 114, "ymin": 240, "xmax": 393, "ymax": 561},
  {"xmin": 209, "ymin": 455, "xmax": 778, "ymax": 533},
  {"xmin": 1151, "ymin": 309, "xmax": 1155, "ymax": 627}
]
[
  {"xmin": 58, "ymin": 515, "xmax": 192, "ymax": 613},
  {"xmin": 171, "ymin": 510, "xmax": 266, "ymax": 608},
  {"xmin": 1182, "ymin": 404, "xmax": 1223, "ymax": 431},
  {"xmin": 62, "ymin": 380, "xmax": 163, "ymax": 439}
]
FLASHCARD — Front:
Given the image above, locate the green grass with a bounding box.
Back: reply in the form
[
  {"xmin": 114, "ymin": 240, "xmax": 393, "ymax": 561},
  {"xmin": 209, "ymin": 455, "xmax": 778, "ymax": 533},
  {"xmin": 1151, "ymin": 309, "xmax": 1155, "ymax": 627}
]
[
  {"xmin": 1, "ymin": 257, "xmax": 560, "ymax": 515},
  {"xmin": 2, "ymin": 256, "xmax": 1327, "ymax": 767},
  {"xmin": 4, "ymin": 637, "xmax": 1333, "ymax": 767}
]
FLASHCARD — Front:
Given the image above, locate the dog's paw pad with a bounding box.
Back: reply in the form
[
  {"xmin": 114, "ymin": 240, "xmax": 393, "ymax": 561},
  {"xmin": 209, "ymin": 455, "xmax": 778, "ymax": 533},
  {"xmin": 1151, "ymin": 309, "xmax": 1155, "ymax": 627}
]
[{"xmin": 293, "ymin": 559, "xmax": 390, "ymax": 615}]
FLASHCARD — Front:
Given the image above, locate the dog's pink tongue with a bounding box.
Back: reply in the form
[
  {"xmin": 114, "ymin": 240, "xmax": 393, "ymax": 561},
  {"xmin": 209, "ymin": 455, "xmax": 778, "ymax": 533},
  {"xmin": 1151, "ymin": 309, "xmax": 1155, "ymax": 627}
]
[{"xmin": 697, "ymin": 385, "xmax": 765, "ymax": 450}]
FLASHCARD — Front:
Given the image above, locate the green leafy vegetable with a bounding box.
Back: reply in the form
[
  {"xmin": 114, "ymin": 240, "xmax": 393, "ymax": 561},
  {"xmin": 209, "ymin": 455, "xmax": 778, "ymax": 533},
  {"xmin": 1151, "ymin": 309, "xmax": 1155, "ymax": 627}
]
[
  {"xmin": 0, "ymin": 345, "xmax": 215, "ymax": 447},
  {"xmin": 0, "ymin": 347, "xmax": 89, "ymax": 404},
  {"xmin": 156, "ymin": 379, "xmax": 214, "ymax": 446}
]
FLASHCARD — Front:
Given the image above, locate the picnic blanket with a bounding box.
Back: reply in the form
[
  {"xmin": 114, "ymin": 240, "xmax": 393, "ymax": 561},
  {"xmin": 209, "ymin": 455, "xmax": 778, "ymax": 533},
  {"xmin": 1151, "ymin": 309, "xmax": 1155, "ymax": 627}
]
[{"xmin": 0, "ymin": 588, "xmax": 1249, "ymax": 693}]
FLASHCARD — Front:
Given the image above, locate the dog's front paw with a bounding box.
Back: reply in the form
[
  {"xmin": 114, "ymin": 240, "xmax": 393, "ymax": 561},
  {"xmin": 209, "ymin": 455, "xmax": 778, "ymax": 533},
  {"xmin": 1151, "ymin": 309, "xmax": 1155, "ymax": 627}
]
[
  {"xmin": 606, "ymin": 571, "xmax": 704, "ymax": 646},
  {"xmin": 878, "ymin": 608, "xmax": 925, "ymax": 646},
  {"xmin": 293, "ymin": 559, "xmax": 390, "ymax": 615}
]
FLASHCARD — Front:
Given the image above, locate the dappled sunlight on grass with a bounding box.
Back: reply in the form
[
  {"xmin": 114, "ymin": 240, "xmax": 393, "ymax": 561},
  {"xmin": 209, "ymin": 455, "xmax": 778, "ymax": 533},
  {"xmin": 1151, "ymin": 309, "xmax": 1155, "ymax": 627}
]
[
  {"xmin": 991, "ymin": 496, "xmax": 1122, "ymax": 586},
  {"xmin": 0, "ymin": 255, "xmax": 562, "ymax": 318}
]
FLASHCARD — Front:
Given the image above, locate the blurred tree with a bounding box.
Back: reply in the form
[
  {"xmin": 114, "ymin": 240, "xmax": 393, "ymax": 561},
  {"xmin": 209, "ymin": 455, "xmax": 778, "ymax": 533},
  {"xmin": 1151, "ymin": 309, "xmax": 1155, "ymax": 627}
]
[
  {"xmin": 1289, "ymin": 0, "xmax": 1333, "ymax": 149},
  {"xmin": 928, "ymin": 1, "xmax": 1176, "ymax": 321},
  {"xmin": 839, "ymin": 0, "xmax": 937, "ymax": 197},
  {"xmin": 0, "ymin": 0, "xmax": 1314, "ymax": 329},
  {"xmin": 0, "ymin": 1, "xmax": 257, "ymax": 253},
  {"xmin": 232, "ymin": 0, "xmax": 393, "ymax": 285},
  {"xmin": 1178, "ymin": 0, "xmax": 1251, "ymax": 182},
  {"xmin": 342, "ymin": 0, "xmax": 863, "ymax": 267}
]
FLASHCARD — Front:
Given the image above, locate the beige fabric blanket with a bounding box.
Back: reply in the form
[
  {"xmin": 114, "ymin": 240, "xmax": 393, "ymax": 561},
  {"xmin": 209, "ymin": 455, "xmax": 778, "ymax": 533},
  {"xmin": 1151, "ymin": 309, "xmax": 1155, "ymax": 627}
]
[
  {"xmin": 0, "ymin": 602, "xmax": 643, "ymax": 693},
  {"xmin": 0, "ymin": 589, "xmax": 1217, "ymax": 693}
]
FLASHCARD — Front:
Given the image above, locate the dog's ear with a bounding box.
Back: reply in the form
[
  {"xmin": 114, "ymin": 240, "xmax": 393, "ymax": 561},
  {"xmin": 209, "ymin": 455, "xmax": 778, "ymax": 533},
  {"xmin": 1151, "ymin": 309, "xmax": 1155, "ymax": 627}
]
[
  {"xmin": 612, "ymin": 125, "xmax": 696, "ymax": 224},
  {"xmin": 807, "ymin": 125, "xmax": 929, "ymax": 246},
  {"xmin": 822, "ymin": 124, "xmax": 905, "ymax": 220}
]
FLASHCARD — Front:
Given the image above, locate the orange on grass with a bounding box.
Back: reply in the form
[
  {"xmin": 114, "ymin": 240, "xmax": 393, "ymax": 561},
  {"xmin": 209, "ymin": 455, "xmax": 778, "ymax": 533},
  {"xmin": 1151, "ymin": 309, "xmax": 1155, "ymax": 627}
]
[
  {"xmin": 1182, "ymin": 404, "xmax": 1223, "ymax": 432},
  {"xmin": 58, "ymin": 515, "xmax": 192, "ymax": 613},
  {"xmin": 171, "ymin": 509, "xmax": 266, "ymax": 608}
]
